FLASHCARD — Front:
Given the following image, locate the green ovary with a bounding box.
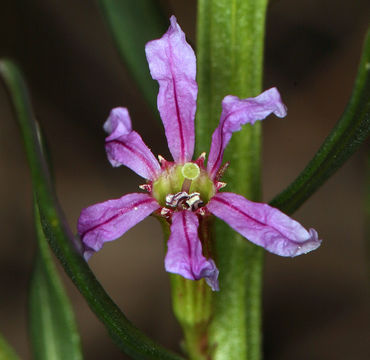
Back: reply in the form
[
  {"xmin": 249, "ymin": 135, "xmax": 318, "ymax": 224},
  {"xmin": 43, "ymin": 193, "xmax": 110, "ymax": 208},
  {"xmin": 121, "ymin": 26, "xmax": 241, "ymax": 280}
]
[{"xmin": 152, "ymin": 163, "xmax": 215, "ymax": 207}]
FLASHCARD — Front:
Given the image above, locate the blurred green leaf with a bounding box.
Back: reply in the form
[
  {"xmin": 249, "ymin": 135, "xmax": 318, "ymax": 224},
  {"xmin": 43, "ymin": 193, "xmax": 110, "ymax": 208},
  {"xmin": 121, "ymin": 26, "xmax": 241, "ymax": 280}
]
[
  {"xmin": 270, "ymin": 29, "xmax": 370, "ymax": 215},
  {"xmin": 29, "ymin": 203, "xmax": 83, "ymax": 360},
  {"xmin": 0, "ymin": 59, "xmax": 184, "ymax": 360},
  {"xmin": 97, "ymin": 0, "xmax": 167, "ymax": 112},
  {"xmin": 0, "ymin": 333, "xmax": 19, "ymax": 360},
  {"xmin": 366, "ymin": 151, "xmax": 370, "ymax": 274}
]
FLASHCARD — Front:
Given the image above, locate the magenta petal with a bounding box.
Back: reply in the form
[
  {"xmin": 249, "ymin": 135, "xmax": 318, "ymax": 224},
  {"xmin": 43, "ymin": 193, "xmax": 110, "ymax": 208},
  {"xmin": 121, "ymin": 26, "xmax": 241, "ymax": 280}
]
[
  {"xmin": 165, "ymin": 211, "xmax": 219, "ymax": 291},
  {"xmin": 145, "ymin": 16, "xmax": 197, "ymax": 163},
  {"xmin": 207, "ymin": 192, "xmax": 321, "ymax": 257},
  {"xmin": 207, "ymin": 87, "xmax": 287, "ymax": 178},
  {"xmin": 78, "ymin": 193, "xmax": 160, "ymax": 255},
  {"xmin": 104, "ymin": 107, "xmax": 160, "ymax": 180}
]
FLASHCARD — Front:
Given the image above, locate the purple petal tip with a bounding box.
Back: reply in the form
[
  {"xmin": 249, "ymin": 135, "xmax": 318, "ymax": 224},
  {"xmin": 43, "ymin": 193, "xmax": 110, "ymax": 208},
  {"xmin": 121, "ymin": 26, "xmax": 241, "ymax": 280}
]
[
  {"xmin": 294, "ymin": 228, "xmax": 322, "ymax": 256},
  {"xmin": 267, "ymin": 87, "xmax": 287, "ymax": 118},
  {"xmin": 83, "ymin": 248, "xmax": 95, "ymax": 261},
  {"xmin": 207, "ymin": 192, "xmax": 322, "ymax": 258},
  {"xmin": 200, "ymin": 259, "xmax": 220, "ymax": 291},
  {"xmin": 169, "ymin": 15, "xmax": 177, "ymax": 27}
]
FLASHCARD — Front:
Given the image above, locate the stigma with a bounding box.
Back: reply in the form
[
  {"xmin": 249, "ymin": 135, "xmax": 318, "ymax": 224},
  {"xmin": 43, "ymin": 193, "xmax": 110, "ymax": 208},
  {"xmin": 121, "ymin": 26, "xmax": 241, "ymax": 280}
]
[{"xmin": 181, "ymin": 162, "xmax": 200, "ymax": 180}]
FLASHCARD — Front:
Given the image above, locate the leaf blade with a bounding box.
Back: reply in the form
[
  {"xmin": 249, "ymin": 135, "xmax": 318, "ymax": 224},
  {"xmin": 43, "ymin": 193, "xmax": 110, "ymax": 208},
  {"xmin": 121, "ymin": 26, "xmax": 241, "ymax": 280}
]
[
  {"xmin": 0, "ymin": 333, "xmax": 19, "ymax": 360},
  {"xmin": 0, "ymin": 59, "xmax": 183, "ymax": 360},
  {"xmin": 270, "ymin": 29, "xmax": 370, "ymax": 215},
  {"xmin": 97, "ymin": 0, "xmax": 167, "ymax": 112},
  {"xmin": 29, "ymin": 203, "xmax": 83, "ymax": 360}
]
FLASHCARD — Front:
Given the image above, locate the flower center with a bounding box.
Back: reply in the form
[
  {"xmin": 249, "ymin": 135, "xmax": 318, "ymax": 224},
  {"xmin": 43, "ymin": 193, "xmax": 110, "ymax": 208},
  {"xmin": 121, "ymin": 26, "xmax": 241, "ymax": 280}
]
[{"xmin": 151, "ymin": 161, "xmax": 215, "ymax": 209}]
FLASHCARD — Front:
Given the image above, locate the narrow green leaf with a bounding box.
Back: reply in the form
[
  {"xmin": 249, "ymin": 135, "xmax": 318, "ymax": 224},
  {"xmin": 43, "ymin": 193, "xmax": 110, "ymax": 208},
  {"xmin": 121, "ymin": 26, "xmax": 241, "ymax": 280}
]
[
  {"xmin": 366, "ymin": 151, "xmax": 370, "ymax": 275},
  {"xmin": 0, "ymin": 333, "xmax": 19, "ymax": 360},
  {"xmin": 29, "ymin": 203, "xmax": 83, "ymax": 360},
  {"xmin": 0, "ymin": 59, "xmax": 184, "ymax": 360},
  {"xmin": 270, "ymin": 29, "xmax": 370, "ymax": 215},
  {"xmin": 97, "ymin": 0, "xmax": 167, "ymax": 112}
]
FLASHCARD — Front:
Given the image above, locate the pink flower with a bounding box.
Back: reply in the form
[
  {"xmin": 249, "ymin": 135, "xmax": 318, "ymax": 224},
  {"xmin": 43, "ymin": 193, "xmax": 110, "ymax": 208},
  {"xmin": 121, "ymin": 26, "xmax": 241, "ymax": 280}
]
[{"xmin": 78, "ymin": 16, "xmax": 321, "ymax": 291}]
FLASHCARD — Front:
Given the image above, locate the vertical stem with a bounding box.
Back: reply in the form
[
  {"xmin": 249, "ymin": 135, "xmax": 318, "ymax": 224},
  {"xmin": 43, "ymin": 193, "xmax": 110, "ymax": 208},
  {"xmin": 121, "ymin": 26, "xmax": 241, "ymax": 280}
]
[{"xmin": 196, "ymin": 1, "xmax": 268, "ymax": 359}]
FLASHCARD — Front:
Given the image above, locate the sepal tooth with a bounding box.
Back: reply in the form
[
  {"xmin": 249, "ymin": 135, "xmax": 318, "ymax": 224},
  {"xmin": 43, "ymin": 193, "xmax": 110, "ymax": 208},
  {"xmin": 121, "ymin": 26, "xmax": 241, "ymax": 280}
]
[
  {"xmin": 215, "ymin": 161, "xmax": 229, "ymax": 181},
  {"xmin": 160, "ymin": 207, "xmax": 172, "ymax": 218},
  {"xmin": 195, "ymin": 152, "xmax": 206, "ymax": 167},
  {"xmin": 216, "ymin": 181, "xmax": 227, "ymax": 190},
  {"xmin": 158, "ymin": 155, "xmax": 170, "ymax": 168},
  {"xmin": 139, "ymin": 183, "xmax": 152, "ymax": 192},
  {"xmin": 196, "ymin": 206, "xmax": 209, "ymax": 216}
]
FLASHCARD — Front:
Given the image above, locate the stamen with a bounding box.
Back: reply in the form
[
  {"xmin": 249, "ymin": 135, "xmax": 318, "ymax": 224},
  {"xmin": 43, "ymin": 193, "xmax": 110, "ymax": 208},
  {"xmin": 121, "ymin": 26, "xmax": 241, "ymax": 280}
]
[
  {"xmin": 166, "ymin": 192, "xmax": 189, "ymax": 208},
  {"xmin": 165, "ymin": 191, "xmax": 204, "ymax": 211},
  {"xmin": 186, "ymin": 193, "xmax": 203, "ymax": 210}
]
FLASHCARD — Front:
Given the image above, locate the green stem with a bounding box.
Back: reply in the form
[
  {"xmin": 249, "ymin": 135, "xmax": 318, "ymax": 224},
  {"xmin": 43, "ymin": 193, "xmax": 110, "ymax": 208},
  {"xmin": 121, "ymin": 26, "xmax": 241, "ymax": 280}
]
[
  {"xmin": 196, "ymin": 1, "xmax": 268, "ymax": 359},
  {"xmin": 171, "ymin": 275, "xmax": 213, "ymax": 360},
  {"xmin": 159, "ymin": 217, "xmax": 213, "ymax": 360}
]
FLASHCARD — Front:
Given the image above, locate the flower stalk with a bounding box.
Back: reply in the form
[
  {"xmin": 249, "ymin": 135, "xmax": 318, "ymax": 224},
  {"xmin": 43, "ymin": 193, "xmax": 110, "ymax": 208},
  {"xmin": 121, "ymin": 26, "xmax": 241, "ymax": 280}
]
[{"xmin": 164, "ymin": 216, "xmax": 214, "ymax": 360}]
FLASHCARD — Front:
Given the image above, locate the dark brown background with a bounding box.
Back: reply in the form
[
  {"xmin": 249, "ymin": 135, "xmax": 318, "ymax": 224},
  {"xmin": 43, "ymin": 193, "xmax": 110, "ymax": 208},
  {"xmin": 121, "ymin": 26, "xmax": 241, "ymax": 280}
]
[{"xmin": 0, "ymin": 1, "xmax": 369, "ymax": 359}]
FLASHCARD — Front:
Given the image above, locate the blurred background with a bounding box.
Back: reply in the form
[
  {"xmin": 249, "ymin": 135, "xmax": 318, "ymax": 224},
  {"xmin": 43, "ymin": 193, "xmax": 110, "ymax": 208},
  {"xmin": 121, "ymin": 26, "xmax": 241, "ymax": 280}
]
[{"xmin": 0, "ymin": 0, "xmax": 369, "ymax": 359}]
